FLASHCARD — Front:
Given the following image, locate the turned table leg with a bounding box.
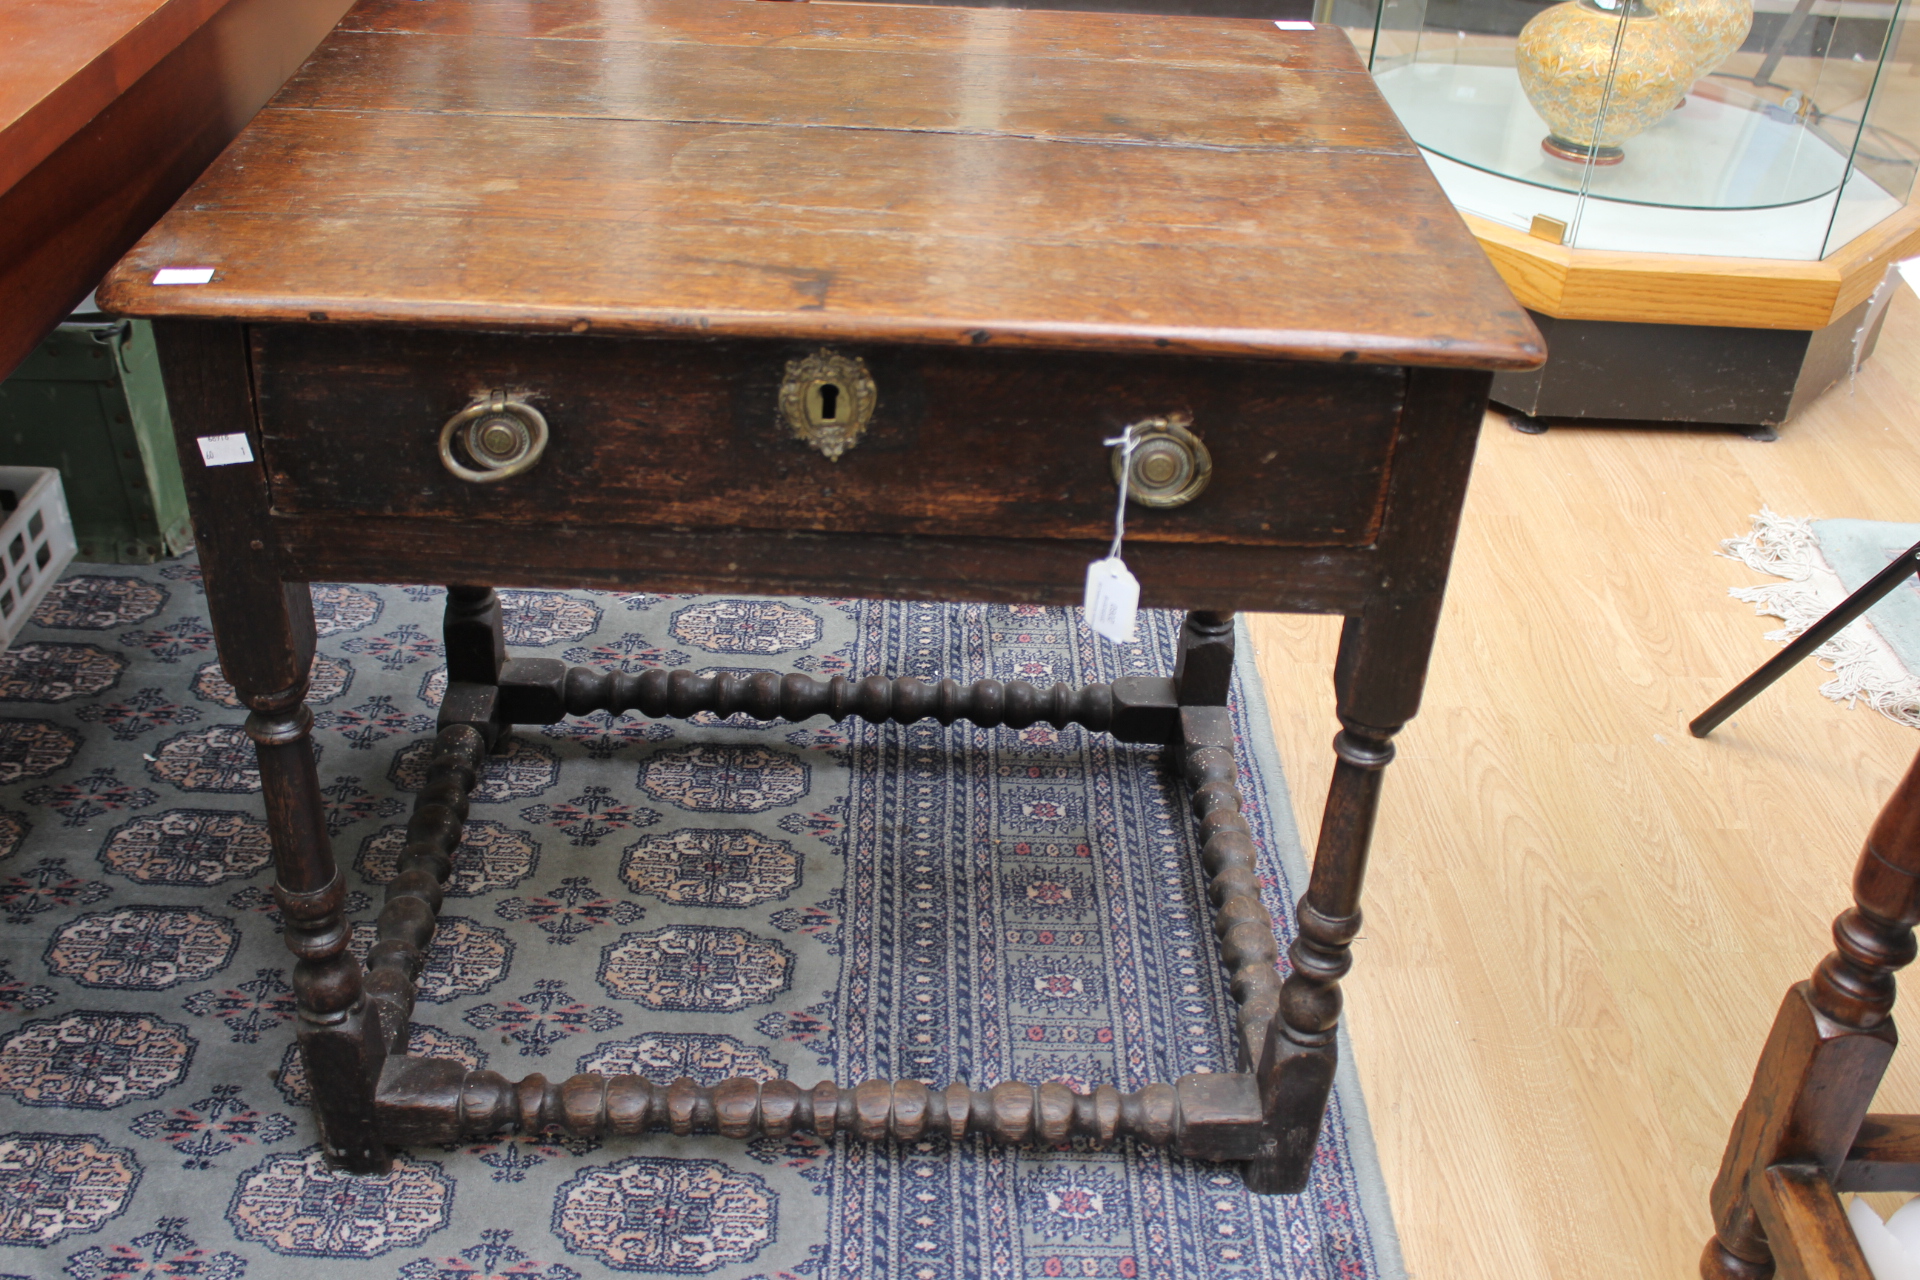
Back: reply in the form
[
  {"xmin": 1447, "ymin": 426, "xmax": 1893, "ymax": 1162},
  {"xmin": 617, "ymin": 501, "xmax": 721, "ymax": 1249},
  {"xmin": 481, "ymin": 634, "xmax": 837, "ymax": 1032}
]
[
  {"xmin": 1245, "ymin": 611, "xmax": 1413, "ymax": 1194},
  {"xmin": 228, "ymin": 584, "xmax": 388, "ymax": 1173},
  {"xmin": 444, "ymin": 585, "xmax": 506, "ymax": 684},
  {"xmin": 1175, "ymin": 609, "xmax": 1235, "ymax": 707},
  {"xmin": 1174, "ymin": 606, "xmax": 1410, "ymax": 1193},
  {"xmin": 157, "ymin": 320, "xmax": 392, "ymax": 1172}
]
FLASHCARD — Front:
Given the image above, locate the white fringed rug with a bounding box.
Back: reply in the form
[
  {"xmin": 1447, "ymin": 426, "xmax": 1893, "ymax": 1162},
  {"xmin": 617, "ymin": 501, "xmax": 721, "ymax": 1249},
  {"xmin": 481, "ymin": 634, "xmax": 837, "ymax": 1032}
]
[{"xmin": 1721, "ymin": 508, "xmax": 1920, "ymax": 727}]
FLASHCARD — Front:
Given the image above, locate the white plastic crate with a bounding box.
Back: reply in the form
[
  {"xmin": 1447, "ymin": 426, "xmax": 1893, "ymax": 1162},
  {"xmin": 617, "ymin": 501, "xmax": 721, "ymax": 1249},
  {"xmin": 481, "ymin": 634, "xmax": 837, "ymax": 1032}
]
[{"xmin": 0, "ymin": 467, "xmax": 76, "ymax": 650}]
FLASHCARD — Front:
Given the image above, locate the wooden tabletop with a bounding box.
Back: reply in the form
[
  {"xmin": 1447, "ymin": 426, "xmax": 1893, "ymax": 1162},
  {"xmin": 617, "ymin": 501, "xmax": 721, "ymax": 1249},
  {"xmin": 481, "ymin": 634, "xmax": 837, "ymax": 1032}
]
[{"xmin": 99, "ymin": 0, "xmax": 1542, "ymax": 369}]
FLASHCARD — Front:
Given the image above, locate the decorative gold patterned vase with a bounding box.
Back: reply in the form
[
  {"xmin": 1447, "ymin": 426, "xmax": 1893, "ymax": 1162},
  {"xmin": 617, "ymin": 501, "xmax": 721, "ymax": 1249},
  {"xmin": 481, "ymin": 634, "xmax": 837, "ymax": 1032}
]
[
  {"xmin": 1656, "ymin": 0, "xmax": 1753, "ymax": 85},
  {"xmin": 1515, "ymin": 0, "xmax": 1695, "ymax": 164}
]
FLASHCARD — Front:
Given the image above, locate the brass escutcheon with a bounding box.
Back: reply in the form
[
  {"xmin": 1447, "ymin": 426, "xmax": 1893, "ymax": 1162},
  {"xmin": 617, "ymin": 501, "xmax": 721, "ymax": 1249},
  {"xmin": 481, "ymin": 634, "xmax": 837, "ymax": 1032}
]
[
  {"xmin": 779, "ymin": 349, "xmax": 877, "ymax": 461},
  {"xmin": 1111, "ymin": 413, "xmax": 1210, "ymax": 508},
  {"xmin": 438, "ymin": 392, "xmax": 549, "ymax": 483}
]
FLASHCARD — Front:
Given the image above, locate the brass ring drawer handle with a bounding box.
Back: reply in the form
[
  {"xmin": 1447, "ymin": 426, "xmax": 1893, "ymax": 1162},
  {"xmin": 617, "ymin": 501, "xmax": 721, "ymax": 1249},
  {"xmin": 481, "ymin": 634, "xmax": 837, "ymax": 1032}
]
[
  {"xmin": 1112, "ymin": 414, "xmax": 1210, "ymax": 508},
  {"xmin": 438, "ymin": 393, "xmax": 548, "ymax": 483}
]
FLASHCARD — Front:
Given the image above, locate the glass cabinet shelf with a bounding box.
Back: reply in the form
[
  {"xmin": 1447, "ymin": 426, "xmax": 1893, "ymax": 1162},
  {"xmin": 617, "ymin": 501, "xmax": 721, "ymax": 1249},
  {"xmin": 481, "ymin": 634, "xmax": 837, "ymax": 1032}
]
[{"xmin": 1332, "ymin": 0, "xmax": 1919, "ymax": 258}]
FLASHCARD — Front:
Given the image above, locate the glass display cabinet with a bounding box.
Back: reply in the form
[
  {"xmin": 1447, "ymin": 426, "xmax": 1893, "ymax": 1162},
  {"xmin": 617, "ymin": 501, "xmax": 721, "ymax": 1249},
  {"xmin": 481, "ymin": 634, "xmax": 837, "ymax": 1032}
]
[{"xmin": 1328, "ymin": 0, "xmax": 1920, "ymax": 428}]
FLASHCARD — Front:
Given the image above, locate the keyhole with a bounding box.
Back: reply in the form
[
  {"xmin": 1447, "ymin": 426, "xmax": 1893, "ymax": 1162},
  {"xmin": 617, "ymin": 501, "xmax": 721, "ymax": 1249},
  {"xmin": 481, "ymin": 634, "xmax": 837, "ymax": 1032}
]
[{"xmin": 818, "ymin": 383, "xmax": 840, "ymax": 421}]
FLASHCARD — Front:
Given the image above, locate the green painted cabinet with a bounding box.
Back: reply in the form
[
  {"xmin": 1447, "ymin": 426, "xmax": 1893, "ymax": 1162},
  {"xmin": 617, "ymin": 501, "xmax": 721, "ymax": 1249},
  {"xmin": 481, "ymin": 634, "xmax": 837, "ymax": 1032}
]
[{"xmin": 0, "ymin": 316, "xmax": 191, "ymax": 563}]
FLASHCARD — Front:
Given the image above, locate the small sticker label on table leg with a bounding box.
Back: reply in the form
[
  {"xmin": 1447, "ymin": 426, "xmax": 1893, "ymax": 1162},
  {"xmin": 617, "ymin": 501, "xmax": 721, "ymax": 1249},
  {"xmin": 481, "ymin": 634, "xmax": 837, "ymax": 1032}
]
[{"xmin": 197, "ymin": 433, "xmax": 255, "ymax": 467}]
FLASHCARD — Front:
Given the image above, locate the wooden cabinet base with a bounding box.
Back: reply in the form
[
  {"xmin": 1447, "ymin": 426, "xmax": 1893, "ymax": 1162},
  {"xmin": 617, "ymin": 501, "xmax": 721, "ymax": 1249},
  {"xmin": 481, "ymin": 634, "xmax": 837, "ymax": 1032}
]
[
  {"xmin": 1464, "ymin": 205, "xmax": 1920, "ymax": 334},
  {"xmin": 1465, "ymin": 201, "xmax": 1920, "ymax": 429},
  {"xmin": 1490, "ymin": 300, "xmax": 1879, "ymax": 431}
]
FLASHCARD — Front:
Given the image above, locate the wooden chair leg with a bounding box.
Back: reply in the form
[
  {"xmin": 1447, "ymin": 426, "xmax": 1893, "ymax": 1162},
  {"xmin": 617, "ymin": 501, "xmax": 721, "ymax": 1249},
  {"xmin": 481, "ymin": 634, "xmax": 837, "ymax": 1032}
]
[
  {"xmin": 1704, "ymin": 748, "xmax": 1920, "ymax": 1277},
  {"xmin": 1703, "ymin": 1237, "xmax": 1778, "ymax": 1280},
  {"xmin": 1752, "ymin": 1166, "xmax": 1877, "ymax": 1280}
]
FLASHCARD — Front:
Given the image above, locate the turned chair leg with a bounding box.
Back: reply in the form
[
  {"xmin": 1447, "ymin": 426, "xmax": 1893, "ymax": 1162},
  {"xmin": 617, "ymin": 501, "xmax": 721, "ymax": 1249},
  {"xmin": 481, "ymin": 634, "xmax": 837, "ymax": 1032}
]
[
  {"xmin": 1701, "ymin": 1238, "xmax": 1776, "ymax": 1280},
  {"xmin": 1703, "ymin": 748, "xmax": 1920, "ymax": 1278}
]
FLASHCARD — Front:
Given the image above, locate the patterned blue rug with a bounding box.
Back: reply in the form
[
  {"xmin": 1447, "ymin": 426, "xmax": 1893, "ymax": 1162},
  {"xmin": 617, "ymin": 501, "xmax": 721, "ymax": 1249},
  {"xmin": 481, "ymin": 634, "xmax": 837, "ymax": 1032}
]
[{"xmin": 0, "ymin": 560, "xmax": 1404, "ymax": 1280}]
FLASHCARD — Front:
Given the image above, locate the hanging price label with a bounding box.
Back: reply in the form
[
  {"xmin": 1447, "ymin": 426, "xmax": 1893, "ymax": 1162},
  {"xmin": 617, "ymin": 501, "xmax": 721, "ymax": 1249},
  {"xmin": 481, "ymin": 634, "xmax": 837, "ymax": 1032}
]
[
  {"xmin": 1084, "ymin": 556, "xmax": 1140, "ymax": 644},
  {"xmin": 1085, "ymin": 424, "xmax": 1142, "ymax": 645}
]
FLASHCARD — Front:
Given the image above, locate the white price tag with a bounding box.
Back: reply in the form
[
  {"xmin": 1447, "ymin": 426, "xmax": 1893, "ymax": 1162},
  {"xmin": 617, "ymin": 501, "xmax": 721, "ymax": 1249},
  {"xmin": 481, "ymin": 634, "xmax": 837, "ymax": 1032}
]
[
  {"xmin": 1274, "ymin": 19, "xmax": 1315, "ymax": 28},
  {"xmin": 197, "ymin": 433, "xmax": 255, "ymax": 467},
  {"xmin": 1084, "ymin": 557, "xmax": 1140, "ymax": 644},
  {"xmin": 153, "ymin": 267, "xmax": 216, "ymax": 285}
]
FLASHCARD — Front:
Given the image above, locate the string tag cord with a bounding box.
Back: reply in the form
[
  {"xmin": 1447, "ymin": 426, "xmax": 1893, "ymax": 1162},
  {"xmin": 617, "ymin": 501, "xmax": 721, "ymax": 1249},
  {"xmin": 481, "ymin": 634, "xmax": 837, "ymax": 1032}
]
[
  {"xmin": 1085, "ymin": 426, "xmax": 1142, "ymax": 645},
  {"xmin": 1105, "ymin": 427, "xmax": 1138, "ymax": 562}
]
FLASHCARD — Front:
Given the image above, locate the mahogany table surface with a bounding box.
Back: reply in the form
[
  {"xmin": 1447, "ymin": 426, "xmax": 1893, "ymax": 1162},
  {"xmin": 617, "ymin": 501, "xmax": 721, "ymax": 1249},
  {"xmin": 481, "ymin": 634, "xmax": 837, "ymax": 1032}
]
[
  {"xmin": 0, "ymin": 0, "xmax": 352, "ymax": 379},
  {"xmin": 1, "ymin": 0, "xmax": 239, "ymax": 193}
]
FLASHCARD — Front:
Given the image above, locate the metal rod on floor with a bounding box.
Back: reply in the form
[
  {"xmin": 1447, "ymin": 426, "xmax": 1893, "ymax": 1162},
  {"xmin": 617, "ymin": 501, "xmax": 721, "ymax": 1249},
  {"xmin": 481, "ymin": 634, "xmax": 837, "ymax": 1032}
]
[{"xmin": 1691, "ymin": 538, "xmax": 1920, "ymax": 737}]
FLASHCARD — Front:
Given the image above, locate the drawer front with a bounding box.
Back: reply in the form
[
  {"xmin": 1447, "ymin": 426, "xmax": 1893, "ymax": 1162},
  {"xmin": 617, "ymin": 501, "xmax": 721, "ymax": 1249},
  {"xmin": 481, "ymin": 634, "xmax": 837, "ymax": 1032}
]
[{"xmin": 251, "ymin": 326, "xmax": 1405, "ymax": 547}]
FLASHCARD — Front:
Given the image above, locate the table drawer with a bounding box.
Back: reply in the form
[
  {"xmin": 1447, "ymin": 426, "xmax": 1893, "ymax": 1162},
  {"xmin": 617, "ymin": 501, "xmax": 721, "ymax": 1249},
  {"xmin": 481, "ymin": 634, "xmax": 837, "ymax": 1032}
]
[{"xmin": 250, "ymin": 326, "xmax": 1405, "ymax": 547}]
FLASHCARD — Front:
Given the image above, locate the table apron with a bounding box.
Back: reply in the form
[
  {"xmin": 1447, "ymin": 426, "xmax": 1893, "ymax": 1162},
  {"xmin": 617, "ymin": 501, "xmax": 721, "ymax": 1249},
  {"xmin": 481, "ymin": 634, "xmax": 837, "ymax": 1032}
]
[{"xmin": 267, "ymin": 512, "xmax": 1384, "ymax": 614}]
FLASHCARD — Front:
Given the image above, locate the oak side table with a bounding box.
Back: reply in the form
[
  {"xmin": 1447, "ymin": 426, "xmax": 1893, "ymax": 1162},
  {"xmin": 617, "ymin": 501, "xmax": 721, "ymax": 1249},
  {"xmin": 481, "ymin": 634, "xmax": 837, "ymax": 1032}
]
[{"xmin": 99, "ymin": 0, "xmax": 1542, "ymax": 1193}]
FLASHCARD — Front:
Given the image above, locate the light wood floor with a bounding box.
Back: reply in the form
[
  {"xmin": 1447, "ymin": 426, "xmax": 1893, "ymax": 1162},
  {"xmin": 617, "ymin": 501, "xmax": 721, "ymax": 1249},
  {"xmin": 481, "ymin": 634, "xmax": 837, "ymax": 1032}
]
[{"xmin": 1247, "ymin": 287, "xmax": 1920, "ymax": 1280}]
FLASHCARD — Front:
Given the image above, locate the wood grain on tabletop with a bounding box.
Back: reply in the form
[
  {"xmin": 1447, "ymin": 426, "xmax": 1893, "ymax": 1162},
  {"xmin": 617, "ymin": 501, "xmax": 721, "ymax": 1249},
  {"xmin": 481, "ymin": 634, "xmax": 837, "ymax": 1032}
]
[
  {"xmin": 337, "ymin": 0, "xmax": 1328, "ymax": 61},
  {"xmin": 1247, "ymin": 286, "xmax": 1920, "ymax": 1280},
  {"xmin": 98, "ymin": 0, "xmax": 1542, "ymax": 370}
]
